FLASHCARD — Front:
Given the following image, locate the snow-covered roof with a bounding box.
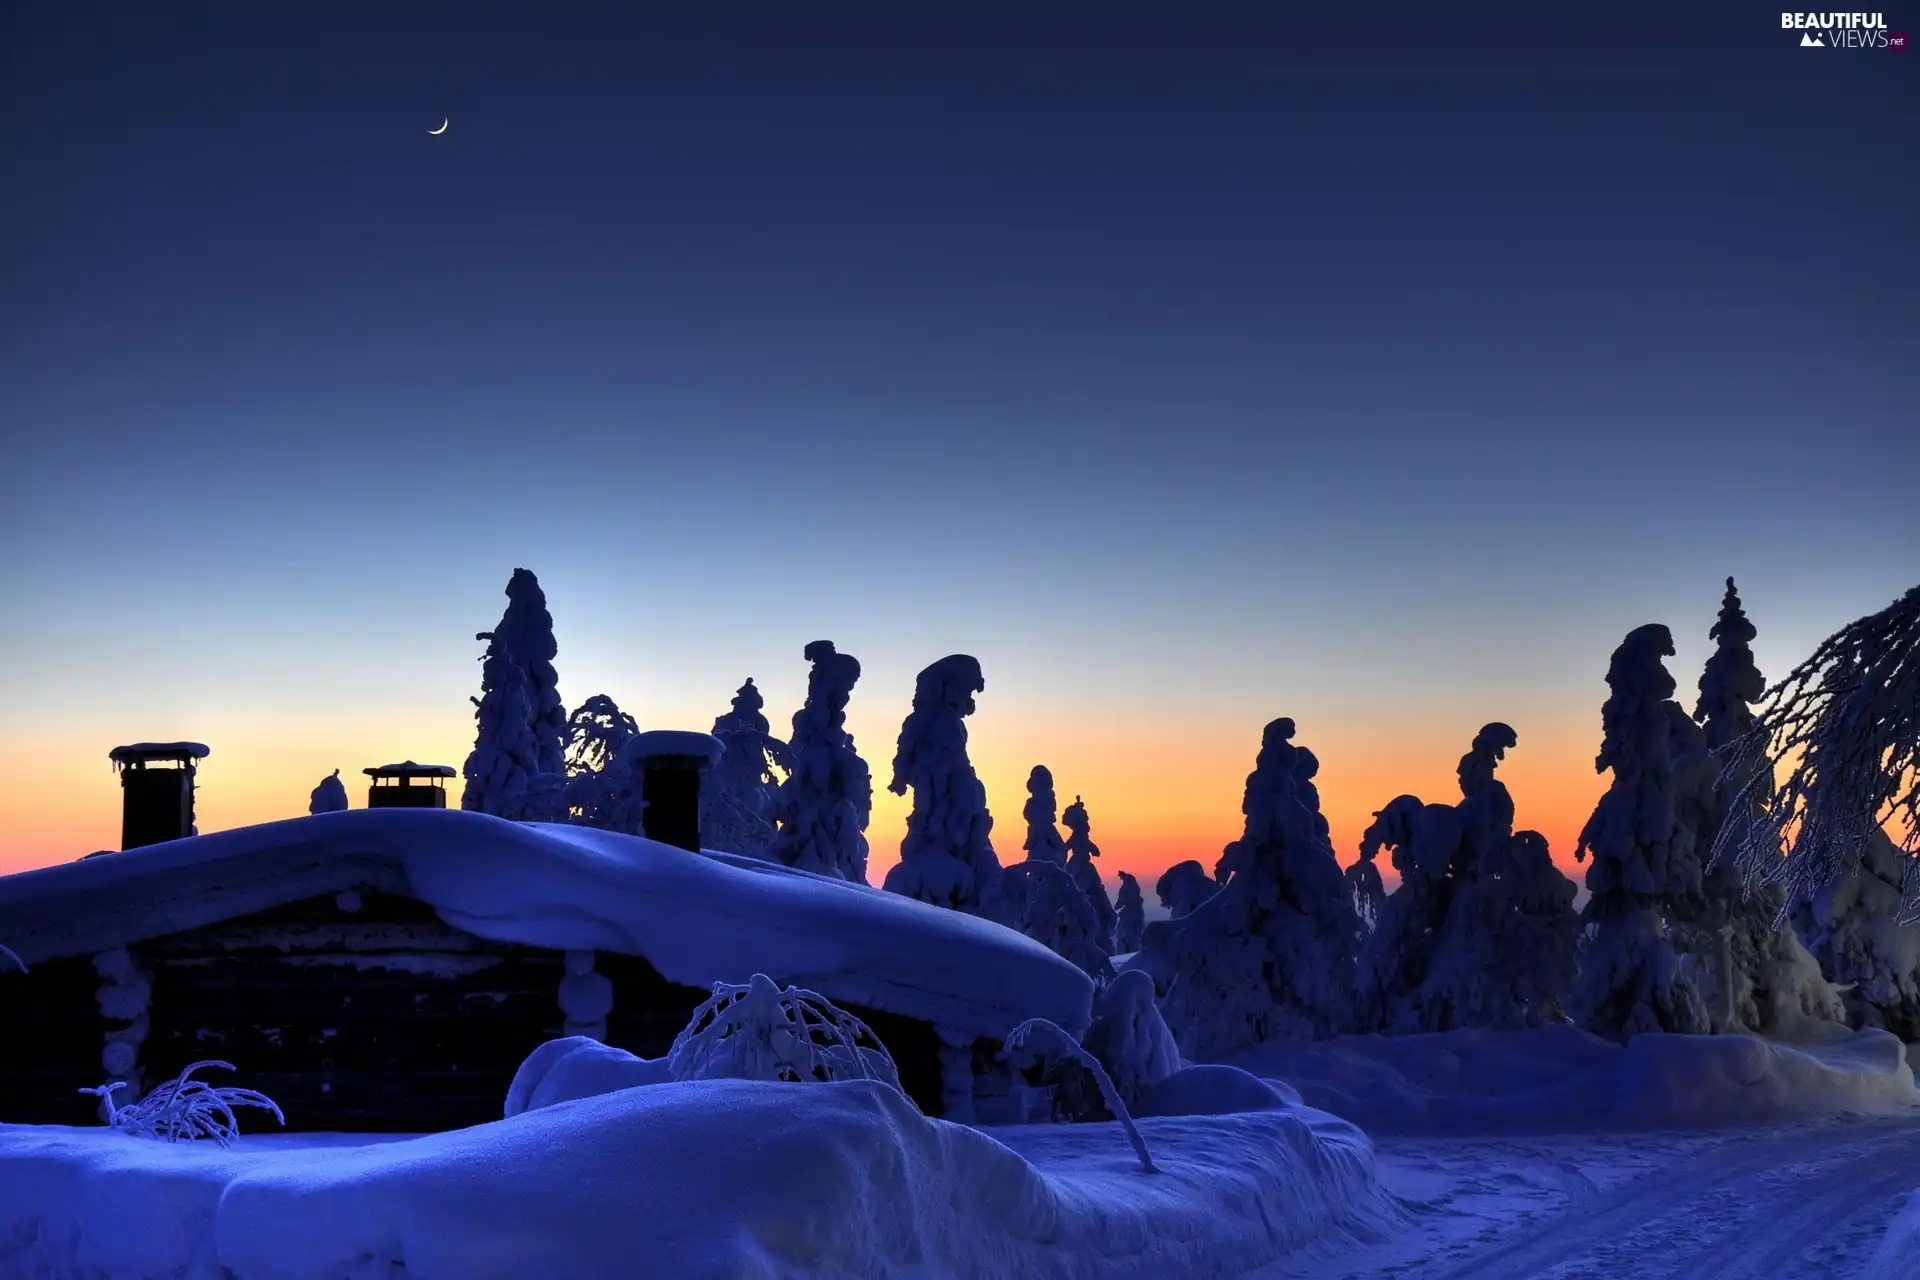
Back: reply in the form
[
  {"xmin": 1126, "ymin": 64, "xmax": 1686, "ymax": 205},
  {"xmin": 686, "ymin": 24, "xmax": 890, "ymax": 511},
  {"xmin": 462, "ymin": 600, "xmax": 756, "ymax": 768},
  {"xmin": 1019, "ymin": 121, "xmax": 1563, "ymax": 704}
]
[
  {"xmin": 108, "ymin": 742, "xmax": 210, "ymax": 763},
  {"xmin": 363, "ymin": 762, "xmax": 457, "ymax": 778},
  {"xmin": 624, "ymin": 730, "xmax": 724, "ymax": 764},
  {"xmin": 0, "ymin": 810, "xmax": 1091, "ymax": 1040}
]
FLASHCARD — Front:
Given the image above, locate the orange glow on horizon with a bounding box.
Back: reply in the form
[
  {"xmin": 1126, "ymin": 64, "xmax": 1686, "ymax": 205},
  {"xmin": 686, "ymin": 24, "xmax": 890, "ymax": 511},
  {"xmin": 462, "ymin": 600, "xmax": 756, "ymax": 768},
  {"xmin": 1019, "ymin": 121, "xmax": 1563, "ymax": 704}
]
[{"xmin": 1, "ymin": 712, "xmax": 1614, "ymax": 897}]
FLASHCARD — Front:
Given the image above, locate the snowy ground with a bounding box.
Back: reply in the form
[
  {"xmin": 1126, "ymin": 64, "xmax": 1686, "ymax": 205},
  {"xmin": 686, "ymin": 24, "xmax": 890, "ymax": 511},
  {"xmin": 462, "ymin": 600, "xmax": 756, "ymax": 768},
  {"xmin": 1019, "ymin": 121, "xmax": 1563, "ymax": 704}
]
[
  {"xmin": 5, "ymin": 1029, "xmax": 1918, "ymax": 1278},
  {"xmin": 1252, "ymin": 1115, "xmax": 1920, "ymax": 1279},
  {"xmin": 1228, "ymin": 1026, "xmax": 1920, "ymax": 1279}
]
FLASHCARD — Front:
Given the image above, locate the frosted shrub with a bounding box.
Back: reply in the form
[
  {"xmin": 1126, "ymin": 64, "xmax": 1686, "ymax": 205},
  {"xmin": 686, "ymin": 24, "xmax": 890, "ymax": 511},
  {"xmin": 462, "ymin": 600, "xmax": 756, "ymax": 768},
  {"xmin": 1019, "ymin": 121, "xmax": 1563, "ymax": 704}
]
[
  {"xmin": 1002, "ymin": 1018, "xmax": 1157, "ymax": 1174},
  {"xmin": 81, "ymin": 1060, "xmax": 284, "ymax": 1146},
  {"xmin": 667, "ymin": 973, "xmax": 903, "ymax": 1094}
]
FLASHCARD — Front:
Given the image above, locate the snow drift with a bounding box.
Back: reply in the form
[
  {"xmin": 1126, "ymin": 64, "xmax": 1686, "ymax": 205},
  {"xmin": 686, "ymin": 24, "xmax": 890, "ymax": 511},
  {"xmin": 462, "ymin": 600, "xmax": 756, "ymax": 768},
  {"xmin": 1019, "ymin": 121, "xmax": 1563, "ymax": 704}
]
[
  {"xmin": 1233, "ymin": 1025, "xmax": 1920, "ymax": 1133},
  {"xmin": 0, "ymin": 1078, "xmax": 1395, "ymax": 1280}
]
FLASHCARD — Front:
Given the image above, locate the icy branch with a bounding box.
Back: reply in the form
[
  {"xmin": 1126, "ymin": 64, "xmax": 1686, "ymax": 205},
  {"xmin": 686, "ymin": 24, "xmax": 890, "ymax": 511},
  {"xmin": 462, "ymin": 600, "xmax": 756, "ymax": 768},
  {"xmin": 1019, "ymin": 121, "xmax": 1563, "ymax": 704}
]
[
  {"xmin": 1003, "ymin": 1017, "xmax": 1158, "ymax": 1174},
  {"xmin": 1711, "ymin": 584, "xmax": 1919, "ymax": 913}
]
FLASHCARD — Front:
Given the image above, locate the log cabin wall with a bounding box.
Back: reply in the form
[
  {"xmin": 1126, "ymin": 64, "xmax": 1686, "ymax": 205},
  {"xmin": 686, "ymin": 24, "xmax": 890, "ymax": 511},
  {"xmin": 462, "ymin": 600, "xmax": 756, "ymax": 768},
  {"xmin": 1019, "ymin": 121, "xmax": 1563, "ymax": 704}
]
[
  {"xmin": 138, "ymin": 891, "xmax": 566, "ymax": 1133},
  {"xmin": 1, "ymin": 892, "xmax": 962, "ymax": 1130}
]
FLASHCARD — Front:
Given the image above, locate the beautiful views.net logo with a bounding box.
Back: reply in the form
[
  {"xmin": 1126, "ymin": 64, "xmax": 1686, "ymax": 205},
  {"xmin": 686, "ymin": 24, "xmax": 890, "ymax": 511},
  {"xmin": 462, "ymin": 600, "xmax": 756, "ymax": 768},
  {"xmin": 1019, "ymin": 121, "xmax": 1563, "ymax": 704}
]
[{"xmin": 1782, "ymin": 12, "xmax": 1908, "ymax": 48}]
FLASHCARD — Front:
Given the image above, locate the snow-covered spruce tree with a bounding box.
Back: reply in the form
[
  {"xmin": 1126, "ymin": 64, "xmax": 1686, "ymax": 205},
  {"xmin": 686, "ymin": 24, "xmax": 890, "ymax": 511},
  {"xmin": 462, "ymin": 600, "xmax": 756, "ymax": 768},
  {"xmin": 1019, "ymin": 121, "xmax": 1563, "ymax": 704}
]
[
  {"xmin": 1345, "ymin": 724, "xmax": 1507, "ymax": 1032},
  {"xmin": 563, "ymin": 694, "xmax": 637, "ymax": 775},
  {"xmin": 1796, "ymin": 827, "xmax": 1920, "ymax": 1039},
  {"xmin": 491, "ymin": 568, "xmax": 567, "ymax": 778},
  {"xmin": 1062, "ymin": 796, "xmax": 1117, "ymax": 951},
  {"xmin": 983, "ymin": 859, "xmax": 1114, "ymax": 982},
  {"xmin": 1572, "ymin": 625, "xmax": 1711, "ymax": 1039},
  {"xmin": 460, "ymin": 631, "xmax": 541, "ymax": 818},
  {"xmin": 704, "ymin": 678, "xmax": 792, "ymax": 858},
  {"xmin": 1349, "ymin": 794, "xmax": 1466, "ymax": 1032},
  {"xmin": 1155, "ymin": 861, "xmax": 1217, "ymax": 918},
  {"xmin": 1151, "ymin": 718, "xmax": 1361, "ymax": 1058},
  {"xmin": 768, "ymin": 641, "xmax": 872, "ymax": 882},
  {"xmin": 1433, "ymin": 830, "xmax": 1581, "ymax": 1028},
  {"xmin": 1455, "ymin": 722, "xmax": 1519, "ymax": 868},
  {"xmin": 1421, "ymin": 725, "xmax": 1584, "ymax": 1028},
  {"xmin": 556, "ymin": 694, "xmax": 640, "ymax": 831},
  {"xmin": 1114, "ymin": 871, "xmax": 1146, "ymax": 953},
  {"xmin": 1713, "ymin": 582, "xmax": 1919, "ymax": 909},
  {"xmin": 882, "ymin": 655, "xmax": 1002, "ymax": 911},
  {"xmin": 1349, "ymin": 724, "xmax": 1581, "ymax": 1031},
  {"xmin": 1674, "ymin": 578, "xmax": 1846, "ymax": 1033},
  {"xmin": 1022, "ymin": 765, "xmax": 1068, "ymax": 863},
  {"xmin": 308, "ymin": 770, "xmax": 348, "ymax": 815}
]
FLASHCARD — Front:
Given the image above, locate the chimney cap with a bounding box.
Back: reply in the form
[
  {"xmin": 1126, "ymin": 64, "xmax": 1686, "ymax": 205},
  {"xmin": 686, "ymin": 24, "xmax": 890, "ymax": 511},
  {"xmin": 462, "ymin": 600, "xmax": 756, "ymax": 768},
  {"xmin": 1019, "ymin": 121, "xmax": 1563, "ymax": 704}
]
[
  {"xmin": 109, "ymin": 742, "xmax": 210, "ymax": 766},
  {"xmin": 364, "ymin": 761, "xmax": 457, "ymax": 779}
]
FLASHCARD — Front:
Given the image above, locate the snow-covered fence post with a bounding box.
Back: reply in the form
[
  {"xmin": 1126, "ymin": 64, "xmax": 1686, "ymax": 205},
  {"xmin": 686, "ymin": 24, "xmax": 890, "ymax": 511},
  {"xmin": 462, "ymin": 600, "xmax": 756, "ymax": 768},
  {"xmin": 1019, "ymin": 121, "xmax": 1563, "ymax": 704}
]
[
  {"xmin": 1002, "ymin": 1018, "xmax": 1158, "ymax": 1174},
  {"xmin": 934, "ymin": 1024, "xmax": 976, "ymax": 1124},
  {"xmin": 558, "ymin": 950, "xmax": 613, "ymax": 1042},
  {"xmin": 94, "ymin": 947, "xmax": 151, "ymax": 1116}
]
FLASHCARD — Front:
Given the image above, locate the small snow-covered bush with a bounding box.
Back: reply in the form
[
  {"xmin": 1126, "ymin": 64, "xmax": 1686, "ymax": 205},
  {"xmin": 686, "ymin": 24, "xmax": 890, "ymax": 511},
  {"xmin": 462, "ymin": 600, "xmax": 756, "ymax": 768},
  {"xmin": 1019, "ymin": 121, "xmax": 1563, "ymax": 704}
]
[
  {"xmin": 81, "ymin": 1060, "xmax": 284, "ymax": 1146},
  {"xmin": 1003, "ymin": 1018, "xmax": 1157, "ymax": 1174},
  {"xmin": 668, "ymin": 973, "xmax": 903, "ymax": 1094}
]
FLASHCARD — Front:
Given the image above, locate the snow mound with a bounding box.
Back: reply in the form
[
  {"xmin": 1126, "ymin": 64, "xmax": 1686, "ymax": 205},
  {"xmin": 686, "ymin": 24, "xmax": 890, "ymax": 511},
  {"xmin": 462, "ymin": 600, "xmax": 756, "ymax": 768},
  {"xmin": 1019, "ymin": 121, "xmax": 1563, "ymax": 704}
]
[
  {"xmin": 0, "ymin": 1078, "xmax": 1395, "ymax": 1279},
  {"xmin": 0, "ymin": 808, "xmax": 1092, "ymax": 1042},
  {"xmin": 503, "ymin": 1036, "xmax": 672, "ymax": 1117},
  {"xmin": 1232, "ymin": 1026, "xmax": 1920, "ymax": 1133}
]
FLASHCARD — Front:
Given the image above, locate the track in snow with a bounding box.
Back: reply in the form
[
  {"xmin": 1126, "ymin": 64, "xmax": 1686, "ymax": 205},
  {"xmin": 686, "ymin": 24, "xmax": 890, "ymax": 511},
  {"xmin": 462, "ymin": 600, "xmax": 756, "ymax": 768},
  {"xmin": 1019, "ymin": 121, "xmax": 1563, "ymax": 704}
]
[{"xmin": 1407, "ymin": 1117, "xmax": 1920, "ymax": 1280}]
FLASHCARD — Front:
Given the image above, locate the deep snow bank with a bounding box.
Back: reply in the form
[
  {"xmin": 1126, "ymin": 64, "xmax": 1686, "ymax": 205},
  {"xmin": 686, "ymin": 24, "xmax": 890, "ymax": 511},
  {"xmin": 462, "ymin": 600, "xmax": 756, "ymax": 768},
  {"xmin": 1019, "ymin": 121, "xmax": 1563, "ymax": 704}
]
[
  {"xmin": 1232, "ymin": 1025, "xmax": 1920, "ymax": 1133},
  {"xmin": 0, "ymin": 1079, "xmax": 1394, "ymax": 1280}
]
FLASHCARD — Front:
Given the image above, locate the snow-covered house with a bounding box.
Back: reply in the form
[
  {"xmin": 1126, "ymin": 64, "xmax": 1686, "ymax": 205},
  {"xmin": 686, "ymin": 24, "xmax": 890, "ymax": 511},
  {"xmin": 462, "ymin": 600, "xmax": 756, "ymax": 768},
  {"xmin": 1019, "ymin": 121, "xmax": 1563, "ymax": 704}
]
[{"xmin": 0, "ymin": 810, "xmax": 1090, "ymax": 1132}]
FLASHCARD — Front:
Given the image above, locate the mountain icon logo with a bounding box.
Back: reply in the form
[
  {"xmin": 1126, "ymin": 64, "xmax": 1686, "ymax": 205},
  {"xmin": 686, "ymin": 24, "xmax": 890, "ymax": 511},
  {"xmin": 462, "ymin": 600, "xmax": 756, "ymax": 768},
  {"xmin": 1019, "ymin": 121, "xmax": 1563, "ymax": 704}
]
[{"xmin": 1800, "ymin": 31, "xmax": 1825, "ymax": 46}]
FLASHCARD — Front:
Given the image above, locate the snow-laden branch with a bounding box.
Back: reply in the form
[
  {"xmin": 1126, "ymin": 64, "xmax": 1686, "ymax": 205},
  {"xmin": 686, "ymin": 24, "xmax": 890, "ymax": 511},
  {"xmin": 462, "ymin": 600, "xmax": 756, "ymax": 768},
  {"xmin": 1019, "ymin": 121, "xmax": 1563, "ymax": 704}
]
[
  {"xmin": 1712, "ymin": 584, "xmax": 1919, "ymax": 914},
  {"xmin": 1003, "ymin": 1017, "xmax": 1158, "ymax": 1174}
]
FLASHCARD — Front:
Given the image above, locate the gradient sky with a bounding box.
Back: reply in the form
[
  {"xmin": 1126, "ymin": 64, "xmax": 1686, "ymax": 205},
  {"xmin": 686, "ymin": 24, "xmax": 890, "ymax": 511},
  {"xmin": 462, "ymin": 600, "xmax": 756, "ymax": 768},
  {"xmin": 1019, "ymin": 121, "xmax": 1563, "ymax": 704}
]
[{"xmin": 1, "ymin": 3, "xmax": 1914, "ymax": 892}]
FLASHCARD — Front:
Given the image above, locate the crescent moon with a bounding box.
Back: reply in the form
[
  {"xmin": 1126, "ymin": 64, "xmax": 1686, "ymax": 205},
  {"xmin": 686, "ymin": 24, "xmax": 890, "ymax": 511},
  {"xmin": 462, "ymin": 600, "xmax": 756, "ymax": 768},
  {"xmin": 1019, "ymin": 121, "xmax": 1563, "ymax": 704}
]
[{"xmin": 428, "ymin": 119, "xmax": 449, "ymax": 136}]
